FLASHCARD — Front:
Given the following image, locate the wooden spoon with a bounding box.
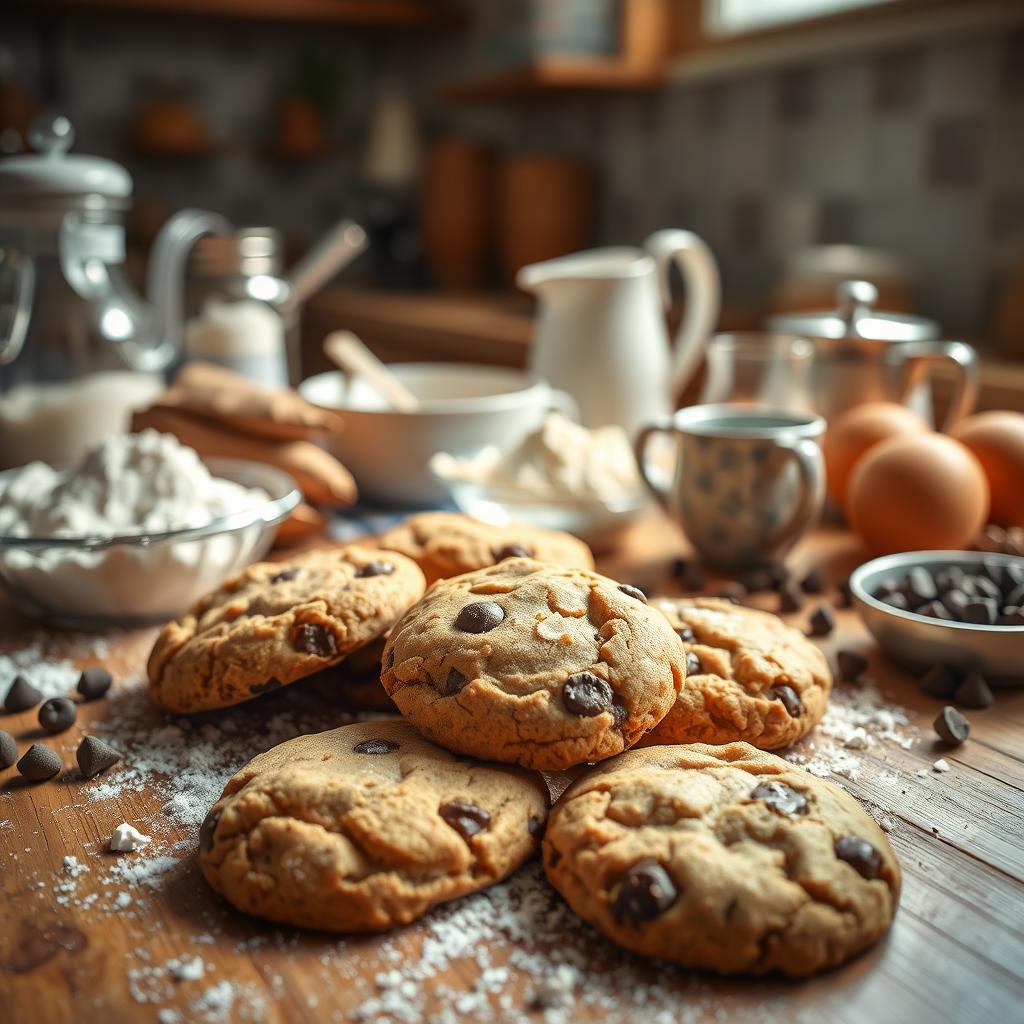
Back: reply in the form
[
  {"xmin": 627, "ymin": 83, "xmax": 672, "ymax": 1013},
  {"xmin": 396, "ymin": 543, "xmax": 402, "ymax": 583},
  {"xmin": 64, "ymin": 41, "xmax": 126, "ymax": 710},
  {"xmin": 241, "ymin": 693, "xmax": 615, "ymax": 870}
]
[{"xmin": 323, "ymin": 330, "xmax": 420, "ymax": 413}]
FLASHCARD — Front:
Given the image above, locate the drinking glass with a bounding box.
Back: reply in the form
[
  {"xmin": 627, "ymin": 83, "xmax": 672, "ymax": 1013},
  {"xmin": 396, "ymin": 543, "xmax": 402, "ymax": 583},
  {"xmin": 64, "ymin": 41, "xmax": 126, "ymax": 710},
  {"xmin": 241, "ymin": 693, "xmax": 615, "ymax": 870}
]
[{"xmin": 698, "ymin": 332, "xmax": 815, "ymax": 414}]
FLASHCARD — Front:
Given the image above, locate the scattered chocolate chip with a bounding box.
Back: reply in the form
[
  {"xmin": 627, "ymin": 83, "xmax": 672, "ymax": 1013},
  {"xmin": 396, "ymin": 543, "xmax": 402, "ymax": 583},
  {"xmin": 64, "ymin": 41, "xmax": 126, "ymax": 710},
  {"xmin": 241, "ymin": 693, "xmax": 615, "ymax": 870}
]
[
  {"xmin": 356, "ymin": 561, "xmax": 395, "ymax": 578},
  {"xmin": 17, "ymin": 743, "xmax": 62, "ymax": 782},
  {"xmin": 751, "ymin": 780, "xmax": 808, "ymax": 817},
  {"xmin": 670, "ymin": 556, "xmax": 689, "ymax": 580},
  {"xmin": 493, "ymin": 543, "xmax": 532, "ymax": 561},
  {"xmin": 837, "ymin": 650, "xmax": 868, "ymax": 683},
  {"xmin": 294, "ymin": 623, "xmax": 338, "ymax": 658},
  {"xmin": 444, "ymin": 668, "xmax": 467, "ymax": 695},
  {"xmin": 675, "ymin": 625, "xmax": 695, "ymax": 643},
  {"xmin": 741, "ymin": 568, "xmax": 774, "ymax": 593},
  {"xmin": 199, "ymin": 807, "xmax": 222, "ymax": 853},
  {"xmin": 769, "ymin": 685, "xmax": 802, "ymax": 716},
  {"xmin": 76, "ymin": 735, "xmax": 121, "ymax": 778},
  {"xmin": 954, "ymin": 671, "xmax": 994, "ymax": 709},
  {"xmin": 439, "ymin": 800, "xmax": 491, "ymax": 842},
  {"xmin": 681, "ymin": 563, "xmax": 707, "ymax": 591},
  {"xmin": 834, "ymin": 836, "xmax": 882, "ymax": 879},
  {"xmin": 562, "ymin": 672, "xmax": 613, "ymax": 717},
  {"xmin": 353, "ymin": 739, "xmax": 400, "ymax": 755},
  {"xmin": 455, "ymin": 601, "xmax": 505, "ymax": 633},
  {"xmin": 4, "ymin": 674, "xmax": 41, "ymax": 713},
  {"xmin": 270, "ymin": 567, "xmax": 301, "ymax": 583},
  {"xmin": 715, "ymin": 583, "xmax": 745, "ymax": 603},
  {"xmin": 915, "ymin": 600, "xmax": 952, "ymax": 620},
  {"xmin": 778, "ymin": 582, "xmax": 803, "ymax": 614},
  {"xmin": 808, "ymin": 604, "xmax": 835, "ymax": 637},
  {"xmin": 0, "ymin": 729, "xmax": 17, "ymax": 768},
  {"xmin": 38, "ymin": 697, "xmax": 76, "ymax": 734},
  {"xmin": 934, "ymin": 706, "xmax": 969, "ymax": 746},
  {"xmin": 920, "ymin": 665, "xmax": 958, "ymax": 699},
  {"xmin": 769, "ymin": 563, "xmax": 791, "ymax": 590},
  {"xmin": 685, "ymin": 652, "xmax": 702, "ymax": 676},
  {"xmin": 800, "ymin": 568, "xmax": 825, "ymax": 594},
  {"xmin": 618, "ymin": 584, "xmax": 647, "ymax": 603},
  {"xmin": 77, "ymin": 666, "xmax": 113, "ymax": 701},
  {"xmin": 961, "ymin": 599, "xmax": 997, "ymax": 625},
  {"xmin": 902, "ymin": 566, "xmax": 937, "ymax": 605},
  {"xmin": 610, "ymin": 859, "xmax": 678, "ymax": 924}
]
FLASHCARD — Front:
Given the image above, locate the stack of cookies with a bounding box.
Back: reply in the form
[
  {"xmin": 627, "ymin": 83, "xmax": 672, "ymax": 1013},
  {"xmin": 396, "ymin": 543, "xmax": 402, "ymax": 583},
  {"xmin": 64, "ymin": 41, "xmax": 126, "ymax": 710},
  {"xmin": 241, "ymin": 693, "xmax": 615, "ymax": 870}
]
[{"xmin": 147, "ymin": 511, "xmax": 900, "ymax": 977}]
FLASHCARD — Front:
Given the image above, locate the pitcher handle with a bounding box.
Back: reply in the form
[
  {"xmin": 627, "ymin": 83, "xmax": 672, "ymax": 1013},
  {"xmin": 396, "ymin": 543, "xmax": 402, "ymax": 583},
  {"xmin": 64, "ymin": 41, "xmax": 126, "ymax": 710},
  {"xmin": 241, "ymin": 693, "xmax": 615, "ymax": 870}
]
[
  {"xmin": 644, "ymin": 229, "xmax": 720, "ymax": 400},
  {"xmin": 897, "ymin": 339, "xmax": 979, "ymax": 431},
  {"xmin": 634, "ymin": 420, "xmax": 680, "ymax": 513},
  {"xmin": 0, "ymin": 247, "xmax": 35, "ymax": 366}
]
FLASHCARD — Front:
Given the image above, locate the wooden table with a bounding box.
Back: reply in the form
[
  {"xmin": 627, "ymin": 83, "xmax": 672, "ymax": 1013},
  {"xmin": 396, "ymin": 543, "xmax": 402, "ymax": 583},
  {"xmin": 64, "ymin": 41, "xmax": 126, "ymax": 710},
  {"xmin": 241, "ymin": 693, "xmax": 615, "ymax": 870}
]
[{"xmin": 2, "ymin": 516, "xmax": 1023, "ymax": 1023}]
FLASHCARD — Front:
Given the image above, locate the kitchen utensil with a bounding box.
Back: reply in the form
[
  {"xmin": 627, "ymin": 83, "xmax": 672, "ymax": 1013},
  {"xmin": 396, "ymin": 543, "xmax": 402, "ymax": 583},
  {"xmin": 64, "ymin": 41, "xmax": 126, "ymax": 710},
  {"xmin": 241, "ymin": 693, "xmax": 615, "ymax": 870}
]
[
  {"xmin": 850, "ymin": 551, "xmax": 1024, "ymax": 685},
  {"xmin": 299, "ymin": 364, "xmax": 577, "ymax": 506},
  {"xmin": 283, "ymin": 219, "xmax": 367, "ymax": 311},
  {"xmin": 766, "ymin": 279, "xmax": 978, "ymax": 427},
  {"xmin": 517, "ymin": 230, "xmax": 720, "ymax": 436},
  {"xmin": 0, "ymin": 458, "xmax": 300, "ymax": 628},
  {"xmin": 636, "ymin": 404, "xmax": 826, "ymax": 568},
  {"xmin": 698, "ymin": 332, "xmax": 815, "ymax": 413},
  {"xmin": 323, "ymin": 330, "xmax": 419, "ymax": 413}
]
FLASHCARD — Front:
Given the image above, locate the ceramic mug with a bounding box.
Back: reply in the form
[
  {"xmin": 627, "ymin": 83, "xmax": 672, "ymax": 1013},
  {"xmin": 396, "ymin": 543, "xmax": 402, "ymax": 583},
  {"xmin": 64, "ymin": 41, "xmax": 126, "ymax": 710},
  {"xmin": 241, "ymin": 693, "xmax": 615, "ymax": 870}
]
[{"xmin": 635, "ymin": 405, "xmax": 826, "ymax": 568}]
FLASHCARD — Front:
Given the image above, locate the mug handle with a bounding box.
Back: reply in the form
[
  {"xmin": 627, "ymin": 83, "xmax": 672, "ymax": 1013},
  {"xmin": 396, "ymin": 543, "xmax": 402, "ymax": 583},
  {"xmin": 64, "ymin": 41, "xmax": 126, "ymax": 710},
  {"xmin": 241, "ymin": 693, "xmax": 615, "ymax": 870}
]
[
  {"xmin": 634, "ymin": 420, "xmax": 680, "ymax": 513},
  {"xmin": 896, "ymin": 339, "xmax": 979, "ymax": 430},
  {"xmin": 763, "ymin": 437, "xmax": 825, "ymax": 555}
]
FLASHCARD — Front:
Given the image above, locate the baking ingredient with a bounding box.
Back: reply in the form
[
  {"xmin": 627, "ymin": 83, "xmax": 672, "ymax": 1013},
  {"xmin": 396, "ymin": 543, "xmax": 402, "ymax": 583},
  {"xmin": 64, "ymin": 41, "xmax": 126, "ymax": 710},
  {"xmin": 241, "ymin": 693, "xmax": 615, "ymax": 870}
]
[
  {"xmin": 431, "ymin": 412, "xmax": 643, "ymax": 506},
  {"xmin": 921, "ymin": 665, "xmax": 958, "ymax": 699},
  {"xmin": 778, "ymin": 581, "xmax": 804, "ymax": 614},
  {"xmin": 951, "ymin": 411, "xmax": 1024, "ymax": 528},
  {"xmin": 78, "ymin": 666, "xmax": 113, "ymax": 701},
  {"xmin": 0, "ymin": 729, "xmax": 16, "ymax": 768},
  {"xmin": 17, "ymin": 742, "xmax": 62, "ymax": 781},
  {"xmin": 954, "ymin": 672, "xmax": 994, "ymax": 709},
  {"xmin": 111, "ymin": 823, "xmax": 153, "ymax": 852},
  {"xmin": 38, "ymin": 696, "xmax": 77, "ymax": 733},
  {"xmin": 77, "ymin": 736, "xmax": 122, "ymax": 779},
  {"xmin": 934, "ymin": 706, "xmax": 969, "ymax": 745},
  {"xmin": 800, "ymin": 567, "xmax": 825, "ymax": 593},
  {"xmin": 185, "ymin": 299, "xmax": 288, "ymax": 390},
  {"xmin": 847, "ymin": 434, "xmax": 989, "ymax": 555},
  {"xmin": 872, "ymin": 563, "xmax": 1022, "ymax": 627},
  {"xmin": 808, "ymin": 604, "xmax": 835, "ymax": 636},
  {"xmin": 822, "ymin": 402, "xmax": 929, "ymax": 507},
  {"xmin": 4, "ymin": 673, "xmax": 41, "ymax": 712},
  {"xmin": 837, "ymin": 650, "xmax": 869, "ymax": 682}
]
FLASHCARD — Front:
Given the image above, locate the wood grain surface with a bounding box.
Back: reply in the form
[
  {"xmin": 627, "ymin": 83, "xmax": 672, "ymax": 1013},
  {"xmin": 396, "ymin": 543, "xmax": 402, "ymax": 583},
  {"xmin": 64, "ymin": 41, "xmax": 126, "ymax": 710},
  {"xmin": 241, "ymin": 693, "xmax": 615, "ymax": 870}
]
[{"xmin": 1, "ymin": 516, "xmax": 1022, "ymax": 1024}]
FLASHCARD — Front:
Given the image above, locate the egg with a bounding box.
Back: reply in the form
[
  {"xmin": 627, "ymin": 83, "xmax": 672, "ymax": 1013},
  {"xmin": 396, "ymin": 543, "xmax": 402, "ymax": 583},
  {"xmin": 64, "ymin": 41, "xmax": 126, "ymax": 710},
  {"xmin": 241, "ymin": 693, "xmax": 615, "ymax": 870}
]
[
  {"xmin": 950, "ymin": 411, "xmax": 1024, "ymax": 528},
  {"xmin": 847, "ymin": 433, "xmax": 989, "ymax": 554},
  {"xmin": 822, "ymin": 402, "xmax": 930, "ymax": 508}
]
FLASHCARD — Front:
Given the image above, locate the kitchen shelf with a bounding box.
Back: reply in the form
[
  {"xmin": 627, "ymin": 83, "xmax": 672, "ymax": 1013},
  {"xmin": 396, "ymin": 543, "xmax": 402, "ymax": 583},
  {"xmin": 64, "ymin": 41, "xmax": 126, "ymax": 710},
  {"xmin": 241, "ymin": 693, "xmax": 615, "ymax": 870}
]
[{"xmin": 33, "ymin": 0, "xmax": 466, "ymax": 28}]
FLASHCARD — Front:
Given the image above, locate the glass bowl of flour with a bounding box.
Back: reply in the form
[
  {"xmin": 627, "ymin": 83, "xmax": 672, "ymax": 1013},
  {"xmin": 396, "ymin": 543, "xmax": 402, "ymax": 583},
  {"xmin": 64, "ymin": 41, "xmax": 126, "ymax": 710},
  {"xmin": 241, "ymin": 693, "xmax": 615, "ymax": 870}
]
[{"xmin": 0, "ymin": 430, "xmax": 301, "ymax": 627}]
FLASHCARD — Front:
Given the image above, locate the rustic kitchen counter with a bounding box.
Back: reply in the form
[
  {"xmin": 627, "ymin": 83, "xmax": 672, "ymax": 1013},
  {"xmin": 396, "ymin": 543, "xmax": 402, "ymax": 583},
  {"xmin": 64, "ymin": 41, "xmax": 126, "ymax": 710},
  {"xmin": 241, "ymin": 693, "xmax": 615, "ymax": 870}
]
[{"xmin": 2, "ymin": 516, "xmax": 1022, "ymax": 1023}]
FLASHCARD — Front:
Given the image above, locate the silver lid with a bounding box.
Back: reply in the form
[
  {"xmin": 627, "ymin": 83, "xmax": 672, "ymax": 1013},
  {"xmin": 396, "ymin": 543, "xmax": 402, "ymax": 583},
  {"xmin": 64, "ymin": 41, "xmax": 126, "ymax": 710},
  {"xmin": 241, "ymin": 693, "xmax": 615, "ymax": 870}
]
[
  {"xmin": 192, "ymin": 228, "xmax": 283, "ymax": 278},
  {"xmin": 767, "ymin": 280, "xmax": 939, "ymax": 343}
]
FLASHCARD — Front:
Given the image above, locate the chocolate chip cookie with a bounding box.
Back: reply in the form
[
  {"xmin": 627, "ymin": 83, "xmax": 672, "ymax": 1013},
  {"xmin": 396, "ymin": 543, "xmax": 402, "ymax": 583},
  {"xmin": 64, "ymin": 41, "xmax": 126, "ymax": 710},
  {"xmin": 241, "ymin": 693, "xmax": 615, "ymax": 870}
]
[
  {"xmin": 544, "ymin": 742, "xmax": 900, "ymax": 976},
  {"xmin": 148, "ymin": 546, "xmax": 425, "ymax": 712},
  {"xmin": 376, "ymin": 511, "xmax": 595, "ymax": 584},
  {"xmin": 381, "ymin": 558, "xmax": 686, "ymax": 771},
  {"xmin": 639, "ymin": 598, "xmax": 831, "ymax": 750},
  {"xmin": 198, "ymin": 719, "xmax": 548, "ymax": 932}
]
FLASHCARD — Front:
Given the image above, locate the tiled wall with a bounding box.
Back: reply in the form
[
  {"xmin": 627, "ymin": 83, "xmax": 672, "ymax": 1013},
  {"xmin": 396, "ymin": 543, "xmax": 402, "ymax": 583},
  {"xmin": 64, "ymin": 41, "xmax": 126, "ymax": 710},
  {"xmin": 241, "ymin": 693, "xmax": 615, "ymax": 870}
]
[{"xmin": 4, "ymin": 11, "xmax": 1023, "ymax": 340}]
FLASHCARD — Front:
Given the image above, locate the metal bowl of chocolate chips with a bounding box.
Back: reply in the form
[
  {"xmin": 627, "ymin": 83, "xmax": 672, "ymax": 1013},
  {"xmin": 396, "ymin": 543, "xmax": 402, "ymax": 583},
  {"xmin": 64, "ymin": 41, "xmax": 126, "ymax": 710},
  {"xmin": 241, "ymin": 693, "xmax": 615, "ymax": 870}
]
[{"xmin": 850, "ymin": 551, "xmax": 1024, "ymax": 686}]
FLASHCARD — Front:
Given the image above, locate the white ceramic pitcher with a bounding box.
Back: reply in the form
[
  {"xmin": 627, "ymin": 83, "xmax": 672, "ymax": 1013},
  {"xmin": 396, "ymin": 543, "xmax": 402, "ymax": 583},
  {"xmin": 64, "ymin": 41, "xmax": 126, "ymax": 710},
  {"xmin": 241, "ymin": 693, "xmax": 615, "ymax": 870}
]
[{"xmin": 517, "ymin": 230, "xmax": 720, "ymax": 437}]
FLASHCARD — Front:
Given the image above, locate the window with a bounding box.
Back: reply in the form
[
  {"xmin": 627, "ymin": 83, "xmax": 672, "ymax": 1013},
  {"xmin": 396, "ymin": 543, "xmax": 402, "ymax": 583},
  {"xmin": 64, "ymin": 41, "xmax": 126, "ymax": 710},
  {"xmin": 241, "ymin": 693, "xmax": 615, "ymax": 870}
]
[{"xmin": 704, "ymin": 0, "xmax": 900, "ymax": 37}]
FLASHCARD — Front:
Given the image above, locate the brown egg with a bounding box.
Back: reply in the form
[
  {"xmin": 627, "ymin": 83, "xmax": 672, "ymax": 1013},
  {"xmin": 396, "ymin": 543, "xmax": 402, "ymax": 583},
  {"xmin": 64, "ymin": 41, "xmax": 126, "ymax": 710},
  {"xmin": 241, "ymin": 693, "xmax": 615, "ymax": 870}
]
[
  {"xmin": 847, "ymin": 433, "xmax": 989, "ymax": 554},
  {"xmin": 822, "ymin": 402, "xmax": 930, "ymax": 508},
  {"xmin": 951, "ymin": 411, "xmax": 1024, "ymax": 528}
]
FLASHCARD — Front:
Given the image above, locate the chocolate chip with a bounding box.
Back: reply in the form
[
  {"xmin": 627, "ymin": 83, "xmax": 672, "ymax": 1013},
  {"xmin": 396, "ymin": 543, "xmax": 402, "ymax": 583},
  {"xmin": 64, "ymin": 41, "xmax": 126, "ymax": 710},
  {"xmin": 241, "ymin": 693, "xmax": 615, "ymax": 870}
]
[
  {"xmin": 4, "ymin": 674, "xmax": 41, "ymax": 713},
  {"xmin": 675, "ymin": 625, "xmax": 695, "ymax": 643},
  {"xmin": 685, "ymin": 652, "xmax": 702, "ymax": 676},
  {"xmin": 915, "ymin": 600, "xmax": 952, "ymax": 620},
  {"xmin": 17, "ymin": 743, "xmax": 62, "ymax": 782},
  {"xmin": 618, "ymin": 584, "xmax": 647, "ymax": 603},
  {"xmin": 962, "ymin": 599, "xmax": 997, "ymax": 625},
  {"xmin": 562, "ymin": 672, "xmax": 613, "ymax": 717},
  {"xmin": 834, "ymin": 836, "xmax": 882, "ymax": 880},
  {"xmin": 455, "ymin": 602, "xmax": 505, "ymax": 633},
  {"xmin": 902, "ymin": 566, "xmax": 937, "ymax": 605},
  {"xmin": 920, "ymin": 665, "xmax": 958, "ymax": 699},
  {"xmin": 934, "ymin": 705, "xmax": 969, "ymax": 745},
  {"xmin": 778, "ymin": 582, "xmax": 804, "ymax": 614},
  {"xmin": 998, "ymin": 607, "xmax": 1024, "ymax": 626},
  {"xmin": 77, "ymin": 666, "xmax": 113, "ymax": 701},
  {"xmin": 76, "ymin": 736, "xmax": 121, "ymax": 779},
  {"xmin": 837, "ymin": 650, "xmax": 868, "ymax": 682},
  {"xmin": 0, "ymin": 729, "xmax": 17, "ymax": 768},
  {"xmin": 800, "ymin": 568, "xmax": 825, "ymax": 594},
  {"xmin": 294, "ymin": 622, "xmax": 338, "ymax": 657},
  {"xmin": 883, "ymin": 591, "xmax": 909, "ymax": 610},
  {"xmin": 769, "ymin": 563, "xmax": 791, "ymax": 590},
  {"xmin": 769, "ymin": 685, "xmax": 802, "ymax": 716},
  {"xmin": 971, "ymin": 574, "xmax": 1002, "ymax": 601},
  {"xmin": 444, "ymin": 668, "xmax": 467, "ymax": 695},
  {"xmin": 356, "ymin": 561, "xmax": 394, "ymax": 578},
  {"xmin": 808, "ymin": 604, "xmax": 835, "ymax": 636},
  {"xmin": 954, "ymin": 671, "xmax": 994, "ymax": 709},
  {"xmin": 681, "ymin": 563, "xmax": 707, "ymax": 591},
  {"xmin": 941, "ymin": 589, "xmax": 969, "ymax": 616},
  {"xmin": 38, "ymin": 697, "xmax": 76, "ymax": 734},
  {"xmin": 270, "ymin": 567, "xmax": 300, "ymax": 583},
  {"xmin": 715, "ymin": 583, "xmax": 745, "ymax": 603},
  {"xmin": 741, "ymin": 568, "xmax": 774, "ymax": 593},
  {"xmin": 1006, "ymin": 583, "xmax": 1024, "ymax": 608},
  {"xmin": 199, "ymin": 807, "xmax": 222, "ymax": 854},
  {"xmin": 353, "ymin": 739, "xmax": 399, "ymax": 755},
  {"xmin": 611, "ymin": 700, "xmax": 629, "ymax": 726},
  {"xmin": 935, "ymin": 567, "xmax": 964, "ymax": 594},
  {"xmin": 493, "ymin": 543, "xmax": 532, "ymax": 561},
  {"xmin": 669, "ymin": 556, "xmax": 689, "ymax": 580},
  {"xmin": 439, "ymin": 800, "xmax": 491, "ymax": 842},
  {"xmin": 385, "ymin": 647, "xmax": 395, "ymax": 671},
  {"xmin": 610, "ymin": 859, "xmax": 678, "ymax": 925},
  {"xmin": 751, "ymin": 780, "xmax": 808, "ymax": 817}
]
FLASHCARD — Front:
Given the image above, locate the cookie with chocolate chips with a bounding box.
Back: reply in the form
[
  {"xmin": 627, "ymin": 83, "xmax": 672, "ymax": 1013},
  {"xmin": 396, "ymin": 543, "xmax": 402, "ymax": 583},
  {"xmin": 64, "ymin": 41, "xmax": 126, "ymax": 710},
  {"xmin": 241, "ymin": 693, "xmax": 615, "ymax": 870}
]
[
  {"xmin": 381, "ymin": 558, "xmax": 686, "ymax": 771},
  {"xmin": 147, "ymin": 545, "xmax": 425, "ymax": 712},
  {"xmin": 198, "ymin": 719, "xmax": 548, "ymax": 931},
  {"xmin": 376, "ymin": 511, "xmax": 595, "ymax": 584},
  {"xmin": 544, "ymin": 742, "xmax": 901, "ymax": 976},
  {"xmin": 639, "ymin": 598, "xmax": 832, "ymax": 750}
]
